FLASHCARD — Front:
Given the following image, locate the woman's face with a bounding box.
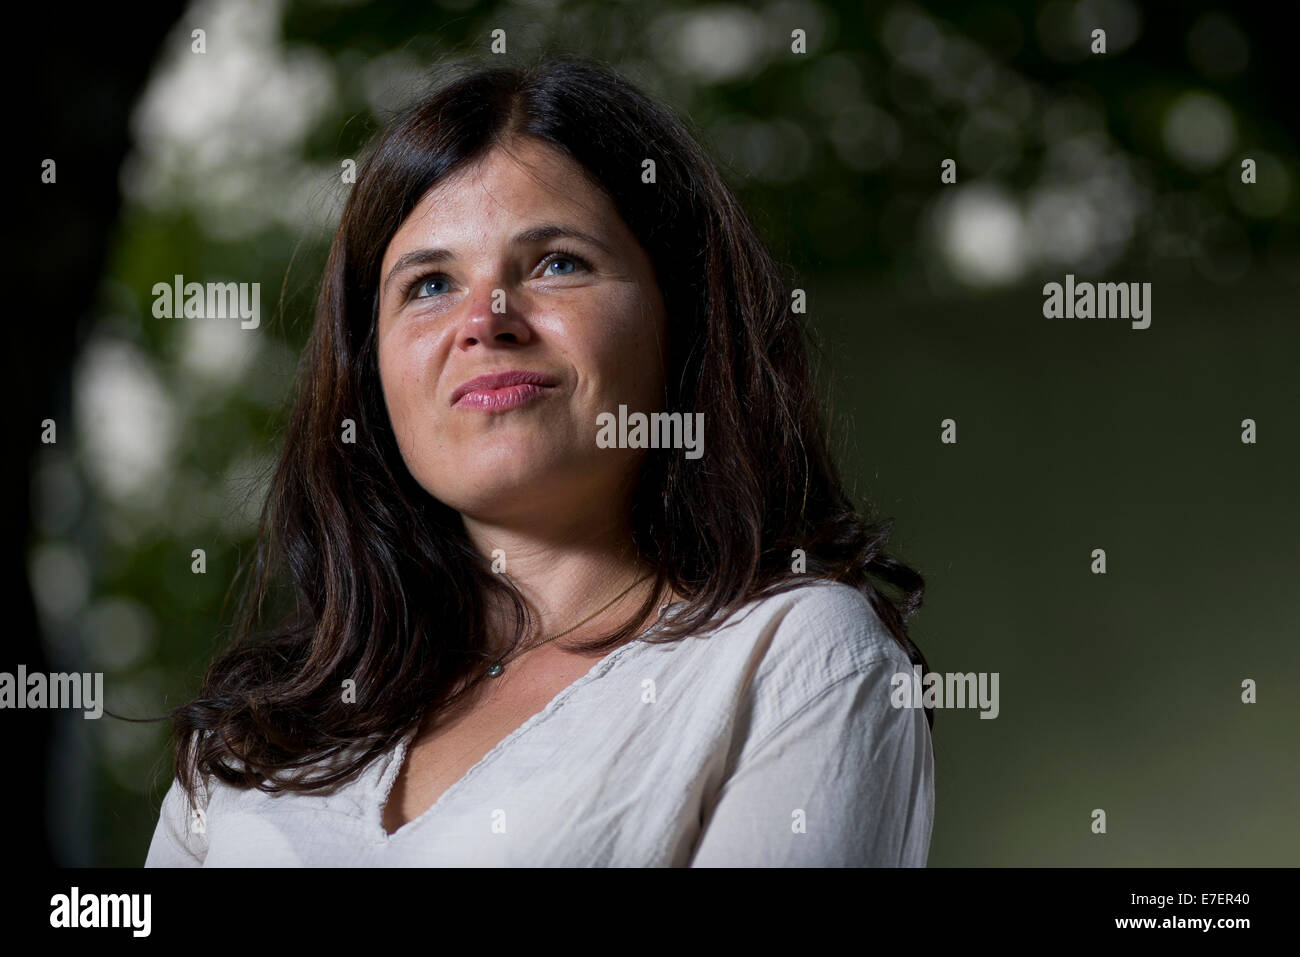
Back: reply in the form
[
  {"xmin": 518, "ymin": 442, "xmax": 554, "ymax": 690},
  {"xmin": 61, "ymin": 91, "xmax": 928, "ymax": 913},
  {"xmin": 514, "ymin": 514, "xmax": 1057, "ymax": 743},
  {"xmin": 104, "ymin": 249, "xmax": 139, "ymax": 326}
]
[{"xmin": 375, "ymin": 137, "xmax": 668, "ymax": 531}]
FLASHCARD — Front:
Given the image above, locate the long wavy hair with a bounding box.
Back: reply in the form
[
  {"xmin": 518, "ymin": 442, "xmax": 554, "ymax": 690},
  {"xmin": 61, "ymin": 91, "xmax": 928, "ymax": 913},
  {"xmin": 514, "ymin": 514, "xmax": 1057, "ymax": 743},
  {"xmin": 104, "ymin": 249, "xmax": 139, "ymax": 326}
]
[{"xmin": 169, "ymin": 53, "xmax": 932, "ymax": 805}]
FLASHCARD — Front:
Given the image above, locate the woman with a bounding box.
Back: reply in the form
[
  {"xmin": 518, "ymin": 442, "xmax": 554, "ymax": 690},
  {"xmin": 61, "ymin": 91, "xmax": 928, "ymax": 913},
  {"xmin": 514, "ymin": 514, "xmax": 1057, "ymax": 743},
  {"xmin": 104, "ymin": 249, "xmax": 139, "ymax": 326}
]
[{"xmin": 145, "ymin": 54, "xmax": 935, "ymax": 867}]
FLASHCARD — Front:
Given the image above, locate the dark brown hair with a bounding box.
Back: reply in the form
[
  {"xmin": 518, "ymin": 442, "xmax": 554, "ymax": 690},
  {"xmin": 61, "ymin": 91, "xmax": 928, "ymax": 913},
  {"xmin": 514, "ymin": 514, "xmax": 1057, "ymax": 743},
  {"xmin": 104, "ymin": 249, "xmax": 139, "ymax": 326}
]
[{"xmin": 170, "ymin": 52, "xmax": 931, "ymax": 804}]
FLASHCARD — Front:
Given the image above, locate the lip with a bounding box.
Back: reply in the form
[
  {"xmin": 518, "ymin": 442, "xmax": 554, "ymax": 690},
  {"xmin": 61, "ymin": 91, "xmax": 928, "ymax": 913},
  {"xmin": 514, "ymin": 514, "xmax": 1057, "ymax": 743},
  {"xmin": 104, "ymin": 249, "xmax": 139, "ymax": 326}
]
[{"xmin": 450, "ymin": 369, "xmax": 560, "ymax": 409}]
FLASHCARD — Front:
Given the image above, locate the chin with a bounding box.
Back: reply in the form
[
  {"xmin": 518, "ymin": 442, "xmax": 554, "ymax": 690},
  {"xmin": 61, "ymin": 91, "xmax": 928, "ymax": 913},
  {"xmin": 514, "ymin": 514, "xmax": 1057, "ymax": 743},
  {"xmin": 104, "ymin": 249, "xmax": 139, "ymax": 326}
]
[
  {"xmin": 431, "ymin": 452, "xmax": 623, "ymax": 525},
  {"xmin": 426, "ymin": 460, "xmax": 565, "ymax": 514}
]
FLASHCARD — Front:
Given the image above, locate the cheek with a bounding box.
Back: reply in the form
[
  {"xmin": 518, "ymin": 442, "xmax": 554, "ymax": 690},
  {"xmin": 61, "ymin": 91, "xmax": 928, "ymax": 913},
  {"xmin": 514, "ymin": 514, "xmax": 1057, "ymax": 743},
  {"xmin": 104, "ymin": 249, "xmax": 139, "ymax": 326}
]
[
  {"xmin": 376, "ymin": 344, "xmax": 405, "ymax": 422},
  {"xmin": 573, "ymin": 298, "xmax": 666, "ymax": 403},
  {"xmin": 377, "ymin": 332, "xmax": 435, "ymax": 441}
]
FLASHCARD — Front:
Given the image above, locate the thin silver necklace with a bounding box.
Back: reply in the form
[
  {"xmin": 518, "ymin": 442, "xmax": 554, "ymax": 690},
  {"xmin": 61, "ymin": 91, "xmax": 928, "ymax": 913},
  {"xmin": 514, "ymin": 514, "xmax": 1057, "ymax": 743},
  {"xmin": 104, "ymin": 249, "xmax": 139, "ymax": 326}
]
[{"xmin": 485, "ymin": 572, "xmax": 655, "ymax": 678}]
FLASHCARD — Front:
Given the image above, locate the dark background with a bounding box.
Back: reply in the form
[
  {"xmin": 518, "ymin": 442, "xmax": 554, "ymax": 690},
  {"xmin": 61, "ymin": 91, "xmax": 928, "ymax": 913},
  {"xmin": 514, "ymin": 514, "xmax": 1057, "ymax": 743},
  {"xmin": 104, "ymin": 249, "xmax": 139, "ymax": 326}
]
[{"xmin": 8, "ymin": 0, "xmax": 1297, "ymax": 866}]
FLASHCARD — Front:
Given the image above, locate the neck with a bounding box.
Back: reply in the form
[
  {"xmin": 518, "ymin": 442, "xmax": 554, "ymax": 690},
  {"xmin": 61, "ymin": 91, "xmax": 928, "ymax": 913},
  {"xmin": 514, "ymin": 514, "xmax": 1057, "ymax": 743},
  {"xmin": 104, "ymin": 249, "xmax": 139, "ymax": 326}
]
[{"xmin": 461, "ymin": 509, "xmax": 661, "ymax": 653}]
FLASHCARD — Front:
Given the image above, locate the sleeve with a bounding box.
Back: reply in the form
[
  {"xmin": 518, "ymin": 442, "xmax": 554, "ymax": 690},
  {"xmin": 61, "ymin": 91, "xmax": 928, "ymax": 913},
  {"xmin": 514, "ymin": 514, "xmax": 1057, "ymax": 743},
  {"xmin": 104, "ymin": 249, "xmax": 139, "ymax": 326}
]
[
  {"xmin": 144, "ymin": 774, "xmax": 210, "ymax": 867},
  {"xmin": 688, "ymin": 653, "xmax": 934, "ymax": 867}
]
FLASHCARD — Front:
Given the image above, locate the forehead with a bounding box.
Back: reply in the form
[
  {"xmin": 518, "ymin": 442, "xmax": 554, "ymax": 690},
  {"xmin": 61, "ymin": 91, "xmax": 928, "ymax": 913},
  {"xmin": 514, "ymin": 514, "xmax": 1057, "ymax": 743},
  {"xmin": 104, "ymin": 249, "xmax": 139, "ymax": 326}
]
[{"xmin": 381, "ymin": 138, "xmax": 610, "ymax": 261}]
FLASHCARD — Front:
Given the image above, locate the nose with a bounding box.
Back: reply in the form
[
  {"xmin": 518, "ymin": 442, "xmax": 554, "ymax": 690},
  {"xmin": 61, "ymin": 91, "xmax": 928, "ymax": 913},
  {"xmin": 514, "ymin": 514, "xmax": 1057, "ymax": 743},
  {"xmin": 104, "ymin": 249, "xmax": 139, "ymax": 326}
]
[{"xmin": 453, "ymin": 282, "xmax": 534, "ymax": 351}]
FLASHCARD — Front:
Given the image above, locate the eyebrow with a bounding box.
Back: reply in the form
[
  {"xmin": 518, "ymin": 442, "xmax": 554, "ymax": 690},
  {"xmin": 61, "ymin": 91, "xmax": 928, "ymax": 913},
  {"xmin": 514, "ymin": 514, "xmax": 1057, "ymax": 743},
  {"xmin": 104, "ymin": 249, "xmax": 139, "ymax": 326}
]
[{"xmin": 381, "ymin": 223, "xmax": 613, "ymax": 298}]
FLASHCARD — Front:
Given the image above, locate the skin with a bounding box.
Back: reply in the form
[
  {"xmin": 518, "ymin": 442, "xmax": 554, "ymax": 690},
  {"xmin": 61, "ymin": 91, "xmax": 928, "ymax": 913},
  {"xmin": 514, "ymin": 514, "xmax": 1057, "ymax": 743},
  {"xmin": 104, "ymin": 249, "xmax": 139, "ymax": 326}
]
[{"xmin": 374, "ymin": 136, "xmax": 679, "ymax": 832}]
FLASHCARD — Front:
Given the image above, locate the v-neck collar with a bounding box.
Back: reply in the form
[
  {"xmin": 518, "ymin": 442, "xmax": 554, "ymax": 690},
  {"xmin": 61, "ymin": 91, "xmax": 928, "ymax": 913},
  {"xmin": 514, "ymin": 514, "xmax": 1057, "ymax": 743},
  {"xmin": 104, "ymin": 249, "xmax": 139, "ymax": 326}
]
[{"xmin": 369, "ymin": 634, "xmax": 649, "ymax": 843}]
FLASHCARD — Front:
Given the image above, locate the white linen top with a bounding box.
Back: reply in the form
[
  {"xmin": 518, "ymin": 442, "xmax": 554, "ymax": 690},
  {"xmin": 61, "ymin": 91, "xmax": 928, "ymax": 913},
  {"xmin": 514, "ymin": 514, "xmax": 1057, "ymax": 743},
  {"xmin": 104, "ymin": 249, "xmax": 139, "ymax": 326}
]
[{"xmin": 144, "ymin": 579, "xmax": 934, "ymax": 867}]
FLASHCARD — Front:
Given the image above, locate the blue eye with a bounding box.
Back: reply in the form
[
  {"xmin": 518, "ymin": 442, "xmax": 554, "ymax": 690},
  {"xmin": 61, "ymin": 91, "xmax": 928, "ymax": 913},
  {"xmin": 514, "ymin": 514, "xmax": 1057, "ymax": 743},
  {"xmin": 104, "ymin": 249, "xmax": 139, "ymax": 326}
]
[
  {"xmin": 405, "ymin": 250, "xmax": 590, "ymax": 302},
  {"xmin": 540, "ymin": 249, "xmax": 591, "ymax": 276},
  {"xmin": 413, "ymin": 276, "xmax": 450, "ymax": 299}
]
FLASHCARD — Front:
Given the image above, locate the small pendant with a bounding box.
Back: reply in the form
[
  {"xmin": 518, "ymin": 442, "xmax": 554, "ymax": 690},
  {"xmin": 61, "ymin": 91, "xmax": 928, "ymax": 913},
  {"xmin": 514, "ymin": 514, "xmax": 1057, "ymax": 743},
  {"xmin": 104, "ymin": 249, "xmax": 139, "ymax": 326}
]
[{"xmin": 487, "ymin": 663, "xmax": 504, "ymax": 678}]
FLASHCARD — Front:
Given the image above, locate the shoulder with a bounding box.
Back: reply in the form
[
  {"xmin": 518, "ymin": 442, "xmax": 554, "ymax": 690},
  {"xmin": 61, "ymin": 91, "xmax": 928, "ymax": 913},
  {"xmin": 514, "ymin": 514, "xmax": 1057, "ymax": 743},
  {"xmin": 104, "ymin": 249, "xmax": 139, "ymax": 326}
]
[
  {"xmin": 708, "ymin": 578, "xmax": 913, "ymax": 726},
  {"xmin": 145, "ymin": 769, "xmax": 212, "ymax": 866},
  {"xmin": 726, "ymin": 577, "xmax": 908, "ymax": 676},
  {"xmin": 693, "ymin": 578, "xmax": 922, "ymax": 771},
  {"xmin": 145, "ymin": 730, "xmax": 234, "ymax": 866}
]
